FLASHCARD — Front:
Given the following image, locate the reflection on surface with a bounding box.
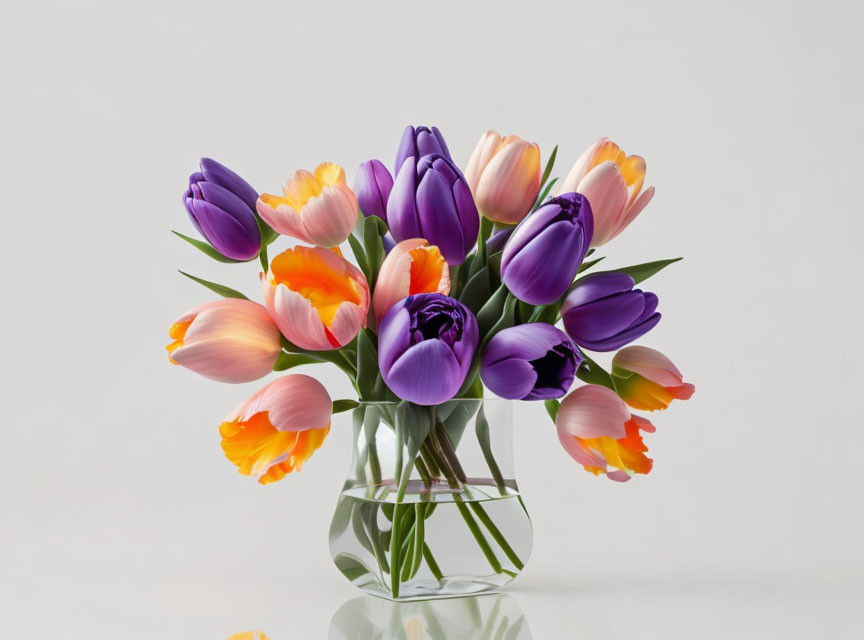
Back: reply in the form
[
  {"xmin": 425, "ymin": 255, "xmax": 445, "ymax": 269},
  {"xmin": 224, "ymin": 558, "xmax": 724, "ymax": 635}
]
[
  {"xmin": 228, "ymin": 633, "xmax": 269, "ymax": 640},
  {"xmin": 329, "ymin": 593, "xmax": 532, "ymax": 639}
]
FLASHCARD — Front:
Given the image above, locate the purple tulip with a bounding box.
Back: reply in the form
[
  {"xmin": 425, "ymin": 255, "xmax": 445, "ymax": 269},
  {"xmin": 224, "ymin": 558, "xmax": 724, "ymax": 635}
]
[
  {"xmin": 388, "ymin": 154, "xmax": 480, "ymax": 265},
  {"xmin": 500, "ymin": 192, "xmax": 593, "ymax": 305},
  {"xmin": 378, "ymin": 293, "xmax": 479, "ymax": 405},
  {"xmin": 481, "ymin": 323, "xmax": 580, "ymax": 400},
  {"xmin": 394, "ymin": 125, "xmax": 452, "ymax": 173},
  {"xmin": 183, "ymin": 158, "xmax": 261, "ymax": 261},
  {"xmin": 354, "ymin": 159, "xmax": 393, "ymax": 223},
  {"xmin": 561, "ymin": 272, "xmax": 660, "ymax": 352}
]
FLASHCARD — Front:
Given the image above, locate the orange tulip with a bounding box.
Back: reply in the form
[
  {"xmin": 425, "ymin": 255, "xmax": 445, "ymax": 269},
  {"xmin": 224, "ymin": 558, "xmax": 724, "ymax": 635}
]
[
  {"xmin": 556, "ymin": 384, "xmax": 656, "ymax": 482},
  {"xmin": 166, "ymin": 299, "xmax": 282, "ymax": 383},
  {"xmin": 220, "ymin": 375, "xmax": 332, "ymax": 485},
  {"xmin": 257, "ymin": 162, "xmax": 358, "ymax": 248},
  {"xmin": 612, "ymin": 346, "xmax": 695, "ymax": 411},
  {"xmin": 372, "ymin": 238, "xmax": 450, "ymax": 323},
  {"xmin": 262, "ymin": 245, "xmax": 369, "ymax": 350},
  {"xmin": 557, "ymin": 137, "xmax": 655, "ymax": 247}
]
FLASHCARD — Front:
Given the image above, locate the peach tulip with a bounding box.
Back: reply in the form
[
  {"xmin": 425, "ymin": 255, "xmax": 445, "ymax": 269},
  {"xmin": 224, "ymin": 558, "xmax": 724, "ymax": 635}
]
[
  {"xmin": 556, "ymin": 384, "xmax": 656, "ymax": 482},
  {"xmin": 220, "ymin": 374, "xmax": 332, "ymax": 485},
  {"xmin": 166, "ymin": 299, "xmax": 282, "ymax": 383},
  {"xmin": 611, "ymin": 346, "xmax": 695, "ymax": 411},
  {"xmin": 262, "ymin": 245, "xmax": 369, "ymax": 350},
  {"xmin": 257, "ymin": 162, "xmax": 358, "ymax": 248},
  {"xmin": 372, "ymin": 238, "xmax": 450, "ymax": 323},
  {"xmin": 465, "ymin": 131, "xmax": 541, "ymax": 224},
  {"xmin": 557, "ymin": 138, "xmax": 655, "ymax": 247}
]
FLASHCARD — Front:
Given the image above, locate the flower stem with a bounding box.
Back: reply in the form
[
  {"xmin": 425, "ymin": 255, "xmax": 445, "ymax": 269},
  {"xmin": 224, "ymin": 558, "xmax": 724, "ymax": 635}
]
[
  {"xmin": 422, "ymin": 543, "xmax": 443, "ymax": 581},
  {"xmin": 455, "ymin": 501, "xmax": 502, "ymax": 574},
  {"xmin": 469, "ymin": 502, "xmax": 524, "ymax": 570}
]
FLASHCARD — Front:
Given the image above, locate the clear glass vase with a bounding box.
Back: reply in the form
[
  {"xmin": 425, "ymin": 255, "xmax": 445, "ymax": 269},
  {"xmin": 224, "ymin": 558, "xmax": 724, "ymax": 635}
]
[{"xmin": 329, "ymin": 399, "xmax": 533, "ymax": 600}]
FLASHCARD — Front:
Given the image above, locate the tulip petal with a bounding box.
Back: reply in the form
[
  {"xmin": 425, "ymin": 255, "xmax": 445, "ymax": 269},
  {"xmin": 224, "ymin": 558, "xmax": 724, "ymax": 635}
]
[
  {"xmin": 190, "ymin": 199, "xmax": 259, "ymax": 260},
  {"xmin": 503, "ymin": 220, "xmax": 584, "ymax": 305},
  {"xmin": 481, "ymin": 357, "xmax": 537, "ymax": 400},
  {"xmin": 416, "ymin": 165, "xmax": 464, "ymax": 263},
  {"xmin": 257, "ymin": 198, "xmax": 306, "ymax": 240},
  {"xmin": 298, "ymin": 184, "xmax": 358, "ymax": 248},
  {"xmin": 388, "ymin": 158, "xmax": 422, "ymax": 239},
  {"xmin": 384, "ymin": 339, "xmax": 464, "ymax": 405},
  {"xmin": 225, "ymin": 374, "xmax": 331, "ymax": 431},
  {"xmin": 613, "ymin": 345, "xmax": 683, "ymax": 387},
  {"xmin": 557, "ymin": 385, "xmax": 630, "ymax": 439},
  {"xmin": 199, "ymin": 157, "xmax": 259, "ymax": 211},
  {"xmin": 577, "ymin": 161, "xmax": 629, "ymax": 247},
  {"xmin": 270, "ymin": 283, "xmax": 333, "ymax": 350}
]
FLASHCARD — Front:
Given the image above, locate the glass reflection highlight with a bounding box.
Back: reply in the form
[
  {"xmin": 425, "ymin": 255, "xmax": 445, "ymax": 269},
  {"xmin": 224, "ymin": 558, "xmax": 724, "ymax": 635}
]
[{"xmin": 329, "ymin": 593, "xmax": 532, "ymax": 639}]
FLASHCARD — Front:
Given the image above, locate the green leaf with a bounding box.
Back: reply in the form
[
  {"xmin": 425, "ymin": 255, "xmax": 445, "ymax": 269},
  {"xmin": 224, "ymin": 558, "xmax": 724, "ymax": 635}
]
[
  {"xmin": 356, "ymin": 329, "xmax": 378, "ymax": 399},
  {"xmin": 459, "ymin": 266, "xmax": 493, "ymax": 315},
  {"xmin": 476, "ymin": 284, "xmax": 508, "ymax": 337},
  {"xmin": 531, "ymin": 177, "xmax": 558, "ymax": 212},
  {"xmin": 273, "ymin": 352, "xmax": 325, "ymax": 371},
  {"xmin": 544, "ymin": 399, "xmax": 560, "ymax": 422},
  {"xmin": 540, "ymin": 144, "xmax": 558, "ymax": 189},
  {"xmin": 576, "ymin": 351, "xmax": 615, "ymax": 389},
  {"xmin": 601, "ymin": 257, "xmax": 683, "ymax": 285},
  {"xmin": 254, "ymin": 213, "xmax": 279, "ymax": 246},
  {"xmin": 172, "ymin": 231, "xmax": 247, "ymax": 263},
  {"xmin": 578, "ymin": 255, "xmax": 606, "ymax": 274},
  {"xmin": 332, "ymin": 399, "xmax": 360, "ymax": 414},
  {"xmin": 333, "ymin": 552, "xmax": 373, "ymax": 583},
  {"xmin": 347, "ymin": 233, "xmax": 370, "ymax": 282},
  {"xmin": 362, "ymin": 215, "xmax": 386, "ymax": 289},
  {"xmin": 177, "ymin": 270, "xmax": 248, "ymax": 299}
]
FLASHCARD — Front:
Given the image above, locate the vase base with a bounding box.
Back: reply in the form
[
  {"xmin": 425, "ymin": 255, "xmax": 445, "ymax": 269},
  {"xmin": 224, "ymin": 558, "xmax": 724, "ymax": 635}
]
[{"xmin": 360, "ymin": 577, "xmax": 506, "ymax": 602}]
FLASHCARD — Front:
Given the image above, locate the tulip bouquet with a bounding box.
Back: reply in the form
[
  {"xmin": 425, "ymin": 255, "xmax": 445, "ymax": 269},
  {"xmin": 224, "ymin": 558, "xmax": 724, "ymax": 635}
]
[{"xmin": 168, "ymin": 126, "xmax": 694, "ymax": 597}]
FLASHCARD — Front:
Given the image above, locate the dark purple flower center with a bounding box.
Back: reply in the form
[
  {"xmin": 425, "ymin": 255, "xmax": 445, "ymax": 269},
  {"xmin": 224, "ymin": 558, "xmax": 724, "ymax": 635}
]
[
  {"xmin": 545, "ymin": 193, "xmax": 586, "ymax": 224},
  {"xmin": 529, "ymin": 342, "xmax": 577, "ymax": 393},
  {"xmin": 405, "ymin": 295, "xmax": 466, "ymax": 347}
]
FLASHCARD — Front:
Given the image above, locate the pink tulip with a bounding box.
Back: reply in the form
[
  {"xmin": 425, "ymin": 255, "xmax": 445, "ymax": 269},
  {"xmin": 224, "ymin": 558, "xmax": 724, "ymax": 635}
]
[
  {"xmin": 262, "ymin": 245, "xmax": 369, "ymax": 350},
  {"xmin": 372, "ymin": 238, "xmax": 450, "ymax": 323},
  {"xmin": 557, "ymin": 138, "xmax": 655, "ymax": 247},
  {"xmin": 611, "ymin": 346, "xmax": 695, "ymax": 411},
  {"xmin": 220, "ymin": 374, "xmax": 332, "ymax": 484},
  {"xmin": 465, "ymin": 131, "xmax": 541, "ymax": 225},
  {"xmin": 257, "ymin": 162, "xmax": 358, "ymax": 248},
  {"xmin": 556, "ymin": 384, "xmax": 656, "ymax": 482},
  {"xmin": 166, "ymin": 299, "xmax": 282, "ymax": 383}
]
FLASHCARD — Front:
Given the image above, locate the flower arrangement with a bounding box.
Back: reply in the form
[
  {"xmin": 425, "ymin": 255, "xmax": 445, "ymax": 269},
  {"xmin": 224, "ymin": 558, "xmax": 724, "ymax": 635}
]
[{"xmin": 168, "ymin": 126, "xmax": 694, "ymax": 596}]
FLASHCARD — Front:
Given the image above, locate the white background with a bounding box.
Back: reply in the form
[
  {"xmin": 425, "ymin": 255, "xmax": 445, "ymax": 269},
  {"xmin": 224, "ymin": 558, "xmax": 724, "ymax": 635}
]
[{"xmin": 1, "ymin": 0, "xmax": 862, "ymax": 637}]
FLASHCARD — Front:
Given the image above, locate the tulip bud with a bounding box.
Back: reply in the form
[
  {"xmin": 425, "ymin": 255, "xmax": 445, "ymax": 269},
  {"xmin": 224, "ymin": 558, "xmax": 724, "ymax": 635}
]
[
  {"xmin": 354, "ymin": 159, "xmax": 393, "ymax": 222},
  {"xmin": 388, "ymin": 154, "xmax": 480, "ymax": 265},
  {"xmin": 556, "ymin": 384, "xmax": 656, "ymax": 482},
  {"xmin": 611, "ymin": 346, "xmax": 695, "ymax": 411},
  {"xmin": 481, "ymin": 323, "xmax": 580, "ymax": 400},
  {"xmin": 220, "ymin": 375, "xmax": 332, "ymax": 485},
  {"xmin": 500, "ymin": 192, "xmax": 593, "ymax": 305},
  {"xmin": 561, "ymin": 273, "xmax": 660, "ymax": 352},
  {"xmin": 378, "ymin": 293, "xmax": 479, "ymax": 405},
  {"xmin": 183, "ymin": 158, "xmax": 262, "ymax": 261},
  {"xmin": 257, "ymin": 163, "xmax": 358, "ymax": 248},
  {"xmin": 372, "ymin": 238, "xmax": 450, "ymax": 323},
  {"xmin": 394, "ymin": 125, "xmax": 452, "ymax": 173},
  {"xmin": 465, "ymin": 131, "xmax": 541, "ymax": 225},
  {"xmin": 262, "ymin": 246, "xmax": 369, "ymax": 351},
  {"xmin": 166, "ymin": 299, "xmax": 282, "ymax": 383},
  {"xmin": 557, "ymin": 137, "xmax": 655, "ymax": 247}
]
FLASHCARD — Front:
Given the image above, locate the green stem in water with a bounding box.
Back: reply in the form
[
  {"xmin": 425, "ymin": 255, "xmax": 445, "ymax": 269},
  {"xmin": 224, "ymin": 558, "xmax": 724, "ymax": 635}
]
[
  {"xmin": 469, "ymin": 502, "xmax": 524, "ymax": 570},
  {"xmin": 455, "ymin": 501, "xmax": 502, "ymax": 574},
  {"xmin": 422, "ymin": 543, "xmax": 443, "ymax": 581}
]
